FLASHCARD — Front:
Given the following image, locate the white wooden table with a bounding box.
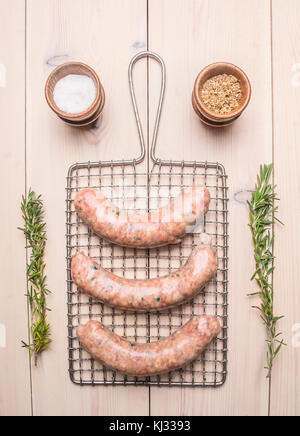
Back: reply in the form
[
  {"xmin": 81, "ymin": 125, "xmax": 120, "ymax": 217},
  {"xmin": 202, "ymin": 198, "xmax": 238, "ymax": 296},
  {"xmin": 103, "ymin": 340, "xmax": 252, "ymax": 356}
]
[{"xmin": 0, "ymin": 0, "xmax": 299, "ymax": 416}]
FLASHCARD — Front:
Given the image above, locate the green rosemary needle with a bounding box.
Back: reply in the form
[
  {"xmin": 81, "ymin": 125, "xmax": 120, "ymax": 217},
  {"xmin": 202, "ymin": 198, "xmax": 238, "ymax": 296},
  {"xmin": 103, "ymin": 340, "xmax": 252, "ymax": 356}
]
[
  {"xmin": 248, "ymin": 164, "xmax": 285, "ymax": 378},
  {"xmin": 19, "ymin": 189, "xmax": 51, "ymax": 364}
]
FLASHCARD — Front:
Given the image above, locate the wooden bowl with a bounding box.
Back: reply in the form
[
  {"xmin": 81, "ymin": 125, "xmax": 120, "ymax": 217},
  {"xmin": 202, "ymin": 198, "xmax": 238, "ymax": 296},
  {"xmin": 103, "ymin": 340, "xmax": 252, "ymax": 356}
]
[
  {"xmin": 58, "ymin": 83, "xmax": 105, "ymax": 127},
  {"xmin": 45, "ymin": 62, "xmax": 105, "ymax": 125},
  {"xmin": 192, "ymin": 62, "xmax": 251, "ymax": 127}
]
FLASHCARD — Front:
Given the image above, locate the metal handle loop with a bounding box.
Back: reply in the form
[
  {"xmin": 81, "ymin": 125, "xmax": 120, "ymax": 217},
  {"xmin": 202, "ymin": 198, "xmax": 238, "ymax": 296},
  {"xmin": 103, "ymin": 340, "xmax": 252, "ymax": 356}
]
[{"xmin": 129, "ymin": 51, "xmax": 166, "ymax": 164}]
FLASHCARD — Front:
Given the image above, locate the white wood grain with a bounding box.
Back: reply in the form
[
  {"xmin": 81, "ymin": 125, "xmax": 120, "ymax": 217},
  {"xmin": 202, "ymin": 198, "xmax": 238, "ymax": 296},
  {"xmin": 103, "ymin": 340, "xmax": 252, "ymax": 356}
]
[
  {"xmin": 0, "ymin": 0, "xmax": 31, "ymax": 417},
  {"xmin": 26, "ymin": 0, "xmax": 149, "ymax": 416},
  {"xmin": 271, "ymin": 0, "xmax": 300, "ymax": 417},
  {"xmin": 148, "ymin": 0, "xmax": 272, "ymax": 416}
]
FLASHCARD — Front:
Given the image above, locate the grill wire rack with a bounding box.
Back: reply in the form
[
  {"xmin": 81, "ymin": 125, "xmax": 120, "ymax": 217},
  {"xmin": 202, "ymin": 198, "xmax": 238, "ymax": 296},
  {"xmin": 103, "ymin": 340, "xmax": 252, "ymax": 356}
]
[{"xmin": 66, "ymin": 52, "xmax": 228, "ymax": 387}]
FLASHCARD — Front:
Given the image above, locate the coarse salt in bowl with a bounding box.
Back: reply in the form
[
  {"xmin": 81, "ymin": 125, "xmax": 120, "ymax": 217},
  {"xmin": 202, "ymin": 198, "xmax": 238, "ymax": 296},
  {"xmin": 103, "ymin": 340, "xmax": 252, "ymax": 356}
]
[
  {"xmin": 53, "ymin": 74, "xmax": 97, "ymax": 115},
  {"xmin": 45, "ymin": 62, "xmax": 105, "ymax": 125}
]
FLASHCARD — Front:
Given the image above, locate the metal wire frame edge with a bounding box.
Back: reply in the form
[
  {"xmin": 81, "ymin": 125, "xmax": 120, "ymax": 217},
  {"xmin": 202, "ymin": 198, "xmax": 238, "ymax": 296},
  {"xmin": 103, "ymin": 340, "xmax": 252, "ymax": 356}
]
[{"xmin": 65, "ymin": 161, "xmax": 228, "ymax": 387}]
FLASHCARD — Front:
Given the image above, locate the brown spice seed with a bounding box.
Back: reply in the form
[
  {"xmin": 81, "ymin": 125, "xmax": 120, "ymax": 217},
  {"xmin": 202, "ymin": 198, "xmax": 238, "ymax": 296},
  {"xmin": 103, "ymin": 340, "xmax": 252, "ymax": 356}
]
[{"xmin": 201, "ymin": 74, "xmax": 242, "ymax": 114}]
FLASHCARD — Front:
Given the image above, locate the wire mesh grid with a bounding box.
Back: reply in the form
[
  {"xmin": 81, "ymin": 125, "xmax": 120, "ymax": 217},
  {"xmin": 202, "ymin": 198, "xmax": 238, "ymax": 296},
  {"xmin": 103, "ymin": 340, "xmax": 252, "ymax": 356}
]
[{"xmin": 66, "ymin": 160, "xmax": 228, "ymax": 387}]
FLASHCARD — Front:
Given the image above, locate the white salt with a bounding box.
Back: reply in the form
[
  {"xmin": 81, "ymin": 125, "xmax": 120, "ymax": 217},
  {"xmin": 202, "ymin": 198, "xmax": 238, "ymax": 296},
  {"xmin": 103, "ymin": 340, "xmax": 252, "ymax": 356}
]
[{"xmin": 53, "ymin": 74, "xmax": 96, "ymax": 114}]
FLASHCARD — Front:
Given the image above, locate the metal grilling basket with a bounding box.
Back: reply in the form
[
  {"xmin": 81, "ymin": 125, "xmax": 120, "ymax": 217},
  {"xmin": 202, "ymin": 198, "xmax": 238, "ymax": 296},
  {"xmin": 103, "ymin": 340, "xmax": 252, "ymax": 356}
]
[{"xmin": 66, "ymin": 52, "xmax": 228, "ymax": 386}]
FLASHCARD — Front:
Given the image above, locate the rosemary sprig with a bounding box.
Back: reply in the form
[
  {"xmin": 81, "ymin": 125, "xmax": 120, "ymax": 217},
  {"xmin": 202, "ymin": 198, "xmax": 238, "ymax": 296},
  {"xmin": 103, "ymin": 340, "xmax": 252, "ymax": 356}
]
[
  {"xmin": 248, "ymin": 164, "xmax": 285, "ymax": 378},
  {"xmin": 19, "ymin": 189, "xmax": 51, "ymax": 364}
]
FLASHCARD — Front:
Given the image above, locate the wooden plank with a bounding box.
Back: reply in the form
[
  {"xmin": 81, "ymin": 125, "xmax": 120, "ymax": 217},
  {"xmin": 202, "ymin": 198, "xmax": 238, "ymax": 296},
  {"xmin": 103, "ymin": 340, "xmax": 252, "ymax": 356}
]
[
  {"xmin": 26, "ymin": 0, "xmax": 149, "ymax": 416},
  {"xmin": 0, "ymin": 0, "xmax": 32, "ymax": 416},
  {"xmin": 271, "ymin": 0, "xmax": 300, "ymax": 417},
  {"xmin": 148, "ymin": 0, "xmax": 272, "ymax": 416}
]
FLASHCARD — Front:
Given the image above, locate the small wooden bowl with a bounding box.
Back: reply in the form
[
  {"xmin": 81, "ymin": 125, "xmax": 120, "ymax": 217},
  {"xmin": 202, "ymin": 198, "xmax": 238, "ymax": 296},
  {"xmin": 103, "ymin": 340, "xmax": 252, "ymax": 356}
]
[
  {"xmin": 45, "ymin": 62, "xmax": 105, "ymax": 125},
  {"xmin": 58, "ymin": 83, "xmax": 105, "ymax": 127},
  {"xmin": 192, "ymin": 62, "xmax": 251, "ymax": 127}
]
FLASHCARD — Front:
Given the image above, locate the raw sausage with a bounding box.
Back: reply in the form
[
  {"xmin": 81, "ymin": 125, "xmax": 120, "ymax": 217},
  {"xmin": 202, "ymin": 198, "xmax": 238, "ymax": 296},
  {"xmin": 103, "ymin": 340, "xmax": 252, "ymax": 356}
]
[
  {"xmin": 74, "ymin": 186, "xmax": 210, "ymax": 248},
  {"xmin": 72, "ymin": 237, "xmax": 216, "ymax": 312},
  {"xmin": 77, "ymin": 316, "xmax": 221, "ymax": 376},
  {"xmin": 71, "ymin": 236, "xmax": 217, "ymax": 312}
]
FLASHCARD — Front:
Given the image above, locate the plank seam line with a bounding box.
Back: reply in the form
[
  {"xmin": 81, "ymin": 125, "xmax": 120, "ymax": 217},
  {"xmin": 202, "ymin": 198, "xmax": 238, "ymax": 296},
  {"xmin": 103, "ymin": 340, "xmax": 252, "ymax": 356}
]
[
  {"xmin": 147, "ymin": 0, "xmax": 151, "ymax": 418},
  {"xmin": 24, "ymin": 0, "xmax": 34, "ymax": 417},
  {"xmin": 269, "ymin": 0, "xmax": 275, "ymax": 418}
]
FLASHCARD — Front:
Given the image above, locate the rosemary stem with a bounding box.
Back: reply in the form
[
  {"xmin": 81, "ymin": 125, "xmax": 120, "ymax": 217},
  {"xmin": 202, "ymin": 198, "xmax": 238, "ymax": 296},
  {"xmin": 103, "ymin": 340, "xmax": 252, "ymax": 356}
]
[
  {"xmin": 19, "ymin": 189, "xmax": 51, "ymax": 362},
  {"xmin": 248, "ymin": 163, "xmax": 285, "ymax": 378}
]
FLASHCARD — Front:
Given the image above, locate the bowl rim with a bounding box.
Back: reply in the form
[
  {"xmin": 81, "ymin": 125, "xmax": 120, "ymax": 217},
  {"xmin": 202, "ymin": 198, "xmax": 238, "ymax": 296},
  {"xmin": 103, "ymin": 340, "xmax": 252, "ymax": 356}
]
[
  {"xmin": 45, "ymin": 61, "xmax": 102, "ymax": 120},
  {"xmin": 193, "ymin": 61, "xmax": 251, "ymax": 121}
]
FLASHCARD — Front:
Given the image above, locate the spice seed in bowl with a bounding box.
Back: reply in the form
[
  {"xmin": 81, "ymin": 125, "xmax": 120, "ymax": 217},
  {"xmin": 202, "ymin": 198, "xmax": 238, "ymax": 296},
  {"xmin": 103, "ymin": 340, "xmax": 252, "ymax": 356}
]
[{"xmin": 201, "ymin": 74, "xmax": 242, "ymax": 114}]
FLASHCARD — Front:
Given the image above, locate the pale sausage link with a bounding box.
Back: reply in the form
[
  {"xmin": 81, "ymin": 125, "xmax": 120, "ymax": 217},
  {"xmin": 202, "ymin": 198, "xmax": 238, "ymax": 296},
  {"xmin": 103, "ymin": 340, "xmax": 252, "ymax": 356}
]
[
  {"xmin": 71, "ymin": 241, "xmax": 217, "ymax": 312},
  {"xmin": 74, "ymin": 186, "xmax": 210, "ymax": 248},
  {"xmin": 77, "ymin": 316, "xmax": 221, "ymax": 377}
]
